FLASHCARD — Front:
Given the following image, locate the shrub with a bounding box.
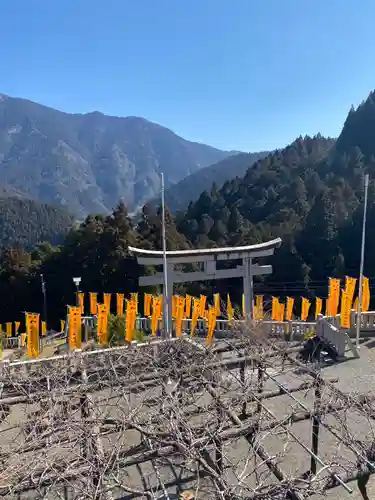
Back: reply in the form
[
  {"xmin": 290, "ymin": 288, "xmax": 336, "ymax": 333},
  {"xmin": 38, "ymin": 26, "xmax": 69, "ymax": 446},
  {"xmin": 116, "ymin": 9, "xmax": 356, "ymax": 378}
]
[
  {"xmin": 107, "ymin": 315, "xmax": 149, "ymax": 346},
  {"xmin": 108, "ymin": 314, "xmax": 126, "ymax": 346},
  {"xmin": 133, "ymin": 330, "xmax": 146, "ymax": 343}
]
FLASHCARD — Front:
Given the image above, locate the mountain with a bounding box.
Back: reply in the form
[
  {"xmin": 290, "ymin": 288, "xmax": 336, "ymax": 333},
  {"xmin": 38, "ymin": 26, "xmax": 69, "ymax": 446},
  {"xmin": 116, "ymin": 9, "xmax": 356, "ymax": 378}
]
[
  {"xmin": 0, "ymin": 93, "xmax": 234, "ymax": 217},
  {"xmin": 157, "ymin": 151, "xmax": 269, "ymax": 212},
  {"xmin": 0, "ymin": 197, "xmax": 74, "ymax": 249},
  {"xmin": 0, "ymin": 183, "xmax": 25, "ymax": 198}
]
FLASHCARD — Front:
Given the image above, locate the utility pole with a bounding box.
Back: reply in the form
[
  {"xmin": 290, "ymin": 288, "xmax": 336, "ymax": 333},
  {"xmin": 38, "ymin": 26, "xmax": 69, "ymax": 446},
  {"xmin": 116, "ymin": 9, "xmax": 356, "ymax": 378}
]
[
  {"xmin": 356, "ymin": 173, "xmax": 369, "ymax": 349},
  {"xmin": 40, "ymin": 274, "xmax": 47, "ymax": 325},
  {"xmin": 161, "ymin": 173, "xmax": 170, "ymax": 338}
]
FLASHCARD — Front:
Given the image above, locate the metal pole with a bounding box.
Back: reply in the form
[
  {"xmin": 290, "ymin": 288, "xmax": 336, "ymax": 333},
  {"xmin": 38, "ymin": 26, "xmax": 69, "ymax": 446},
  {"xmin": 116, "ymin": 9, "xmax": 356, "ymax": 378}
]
[
  {"xmin": 40, "ymin": 274, "xmax": 47, "ymax": 324},
  {"xmin": 356, "ymin": 173, "xmax": 369, "ymax": 349},
  {"xmin": 310, "ymin": 382, "xmax": 321, "ymax": 475},
  {"xmin": 161, "ymin": 173, "xmax": 170, "ymax": 338}
]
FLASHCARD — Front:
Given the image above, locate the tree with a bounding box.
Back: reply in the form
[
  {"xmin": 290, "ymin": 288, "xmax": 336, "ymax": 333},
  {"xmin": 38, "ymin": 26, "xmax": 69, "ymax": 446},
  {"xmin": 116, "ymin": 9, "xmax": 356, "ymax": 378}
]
[{"xmin": 297, "ymin": 192, "xmax": 339, "ymax": 280}]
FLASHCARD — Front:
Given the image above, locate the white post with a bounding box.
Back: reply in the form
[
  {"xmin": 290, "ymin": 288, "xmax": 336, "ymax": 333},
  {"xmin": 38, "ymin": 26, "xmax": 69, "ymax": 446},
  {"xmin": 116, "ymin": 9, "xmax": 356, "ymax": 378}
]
[
  {"xmin": 356, "ymin": 173, "xmax": 369, "ymax": 349},
  {"xmin": 243, "ymin": 257, "xmax": 253, "ymax": 320},
  {"xmin": 161, "ymin": 173, "xmax": 170, "ymax": 338},
  {"xmin": 167, "ymin": 262, "xmax": 173, "ymax": 337}
]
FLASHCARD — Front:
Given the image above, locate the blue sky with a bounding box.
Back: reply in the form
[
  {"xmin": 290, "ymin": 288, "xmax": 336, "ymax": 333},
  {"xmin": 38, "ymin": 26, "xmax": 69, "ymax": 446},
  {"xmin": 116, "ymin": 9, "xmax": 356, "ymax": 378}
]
[{"xmin": 1, "ymin": 0, "xmax": 375, "ymax": 152}]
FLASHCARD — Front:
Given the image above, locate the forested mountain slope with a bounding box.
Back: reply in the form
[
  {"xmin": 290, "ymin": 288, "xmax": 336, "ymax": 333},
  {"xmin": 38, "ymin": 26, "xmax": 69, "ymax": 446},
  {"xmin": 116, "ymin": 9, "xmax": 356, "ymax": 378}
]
[
  {"xmin": 177, "ymin": 90, "xmax": 375, "ymax": 298},
  {"xmin": 178, "ymin": 135, "xmax": 336, "ymax": 249},
  {"xmin": 0, "ymin": 197, "xmax": 74, "ymax": 249},
  {"xmin": 159, "ymin": 151, "xmax": 269, "ymax": 212}
]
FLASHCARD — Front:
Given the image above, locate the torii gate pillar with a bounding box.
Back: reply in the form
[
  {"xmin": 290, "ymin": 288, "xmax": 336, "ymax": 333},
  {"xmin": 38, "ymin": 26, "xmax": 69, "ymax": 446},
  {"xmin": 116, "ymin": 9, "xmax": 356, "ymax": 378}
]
[{"xmin": 243, "ymin": 257, "xmax": 254, "ymax": 319}]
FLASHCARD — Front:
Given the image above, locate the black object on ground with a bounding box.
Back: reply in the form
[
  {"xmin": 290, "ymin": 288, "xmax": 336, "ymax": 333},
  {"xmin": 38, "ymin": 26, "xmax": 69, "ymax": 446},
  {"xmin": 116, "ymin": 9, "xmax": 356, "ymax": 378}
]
[{"xmin": 298, "ymin": 336, "xmax": 339, "ymax": 363}]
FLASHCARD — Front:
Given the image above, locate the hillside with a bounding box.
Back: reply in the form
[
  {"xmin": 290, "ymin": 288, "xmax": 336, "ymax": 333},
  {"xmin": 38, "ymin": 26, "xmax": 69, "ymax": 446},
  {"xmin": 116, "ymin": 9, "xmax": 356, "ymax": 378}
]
[
  {"xmin": 159, "ymin": 151, "xmax": 269, "ymax": 212},
  {"xmin": 0, "ymin": 197, "xmax": 74, "ymax": 249},
  {"xmin": 0, "ymin": 93, "xmax": 233, "ymax": 216},
  {"xmin": 176, "ymin": 89, "xmax": 375, "ymax": 301},
  {"xmin": 178, "ymin": 134, "xmax": 336, "ymax": 250}
]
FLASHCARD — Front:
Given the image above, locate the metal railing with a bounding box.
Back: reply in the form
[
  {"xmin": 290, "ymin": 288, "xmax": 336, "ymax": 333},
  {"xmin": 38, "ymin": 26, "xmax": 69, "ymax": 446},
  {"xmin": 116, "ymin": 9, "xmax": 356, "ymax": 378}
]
[
  {"xmin": 1, "ymin": 330, "xmax": 66, "ymax": 350},
  {"xmin": 321, "ymin": 310, "xmax": 375, "ymax": 337},
  {"xmin": 9, "ymin": 309, "xmax": 375, "ymax": 352},
  {"xmin": 260, "ymin": 320, "xmax": 316, "ymax": 339},
  {"xmin": 0, "ymin": 316, "xmax": 318, "ymax": 350},
  {"xmin": 136, "ymin": 316, "xmax": 317, "ymax": 340},
  {"xmin": 350, "ymin": 311, "xmax": 375, "ymax": 333},
  {"xmin": 137, "ymin": 317, "xmax": 235, "ymax": 336},
  {"xmin": 2, "ymin": 336, "xmax": 20, "ymax": 349}
]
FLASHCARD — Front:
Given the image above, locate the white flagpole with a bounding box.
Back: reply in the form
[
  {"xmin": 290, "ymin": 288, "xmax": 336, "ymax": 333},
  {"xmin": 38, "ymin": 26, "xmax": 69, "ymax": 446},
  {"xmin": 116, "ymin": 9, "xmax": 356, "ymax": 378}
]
[
  {"xmin": 161, "ymin": 173, "xmax": 170, "ymax": 338},
  {"xmin": 356, "ymin": 173, "xmax": 369, "ymax": 349}
]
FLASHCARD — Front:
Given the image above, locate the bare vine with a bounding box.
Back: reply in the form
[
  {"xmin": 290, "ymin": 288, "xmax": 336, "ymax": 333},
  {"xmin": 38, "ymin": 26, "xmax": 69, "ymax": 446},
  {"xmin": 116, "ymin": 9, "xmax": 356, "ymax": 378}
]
[{"xmin": 0, "ymin": 329, "xmax": 373, "ymax": 499}]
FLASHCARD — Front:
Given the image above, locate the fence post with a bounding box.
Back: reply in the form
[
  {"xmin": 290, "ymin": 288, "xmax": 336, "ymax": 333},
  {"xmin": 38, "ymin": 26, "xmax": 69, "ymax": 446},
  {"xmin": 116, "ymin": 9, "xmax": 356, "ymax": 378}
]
[
  {"xmin": 310, "ymin": 380, "xmax": 321, "ymax": 475},
  {"xmin": 349, "ymin": 310, "xmax": 356, "ymax": 338}
]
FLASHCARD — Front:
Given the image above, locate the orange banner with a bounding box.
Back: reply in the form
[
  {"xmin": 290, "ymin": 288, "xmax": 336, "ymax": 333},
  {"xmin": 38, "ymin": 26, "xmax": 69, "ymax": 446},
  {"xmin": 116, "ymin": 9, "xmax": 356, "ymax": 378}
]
[
  {"xmin": 26, "ymin": 313, "xmax": 39, "ymax": 357},
  {"xmin": 301, "ymin": 298, "xmax": 311, "ymax": 321},
  {"xmin": 89, "ymin": 293, "xmax": 98, "ymax": 315},
  {"xmin": 340, "ymin": 291, "xmax": 351, "ymax": 328},
  {"xmin": 214, "ymin": 293, "xmax": 221, "ymax": 316},
  {"xmin": 227, "ymin": 294, "xmax": 233, "ymax": 321},
  {"xmin": 68, "ymin": 306, "xmax": 82, "ymax": 350},
  {"xmin": 344, "ymin": 276, "xmax": 357, "ymax": 306},
  {"xmin": 126, "ymin": 300, "xmax": 137, "ymax": 342},
  {"xmin": 206, "ymin": 306, "xmax": 217, "ymax": 345},
  {"xmin": 175, "ymin": 297, "xmax": 185, "ymax": 337},
  {"xmin": 5, "ymin": 322, "xmax": 12, "ymax": 338},
  {"xmin": 103, "ymin": 293, "xmax": 111, "ymax": 315},
  {"xmin": 256, "ymin": 295, "xmax": 264, "ymax": 320},
  {"xmin": 315, "ymin": 297, "xmax": 322, "ymax": 319},
  {"xmin": 199, "ymin": 295, "xmax": 206, "ymax": 317},
  {"xmin": 116, "ymin": 293, "xmax": 125, "ymax": 317},
  {"xmin": 271, "ymin": 297, "xmax": 279, "ymax": 321},
  {"xmin": 362, "ymin": 277, "xmax": 370, "ymax": 312},
  {"xmin": 131, "ymin": 293, "xmax": 138, "ymax": 314},
  {"xmin": 328, "ymin": 278, "xmax": 340, "ymax": 316},
  {"xmin": 191, "ymin": 298, "xmax": 200, "ymax": 336},
  {"xmin": 185, "ymin": 295, "xmax": 192, "ymax": 318},
  {"xmin": 144, "ymin": 293, "xmax": 152, "ymax": 317},
  {"xmin": 78, "ymin": 292, "xmax": 85, "ymax": 315},
  {"xmin": 97, "ymin": 304, "xmax": 109, "ymax": 345},
  {"xmin": 278, "ymin": 302, "xmax": 285, "ymax": 322},
  {"xmin": 151, "ymin": 298, "xmax": 159, "ymax": 337},
  {"xmin": 286, "ymin": 297, "xmax": 294, "ymax": 321}
]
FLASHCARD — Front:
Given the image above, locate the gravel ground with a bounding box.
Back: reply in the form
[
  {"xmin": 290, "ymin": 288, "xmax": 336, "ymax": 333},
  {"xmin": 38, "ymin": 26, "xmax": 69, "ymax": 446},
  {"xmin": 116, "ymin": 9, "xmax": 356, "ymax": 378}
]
[
  {"xmin": 318, "ymin": 339, "xmax": 375, "ymax": 500},
  {"xmin": 1, "ymin": 338, "xmax": 375, "ymax": 499}
]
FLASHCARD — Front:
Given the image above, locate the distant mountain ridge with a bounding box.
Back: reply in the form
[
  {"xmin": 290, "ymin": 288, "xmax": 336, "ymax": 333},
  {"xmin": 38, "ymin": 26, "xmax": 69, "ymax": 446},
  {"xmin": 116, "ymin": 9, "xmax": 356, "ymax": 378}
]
[
  {"xmin": 0, "ymin": 93, "xmax": 234, "ymax": 216},
  {"xmin": 160, "ymin": 151, "xmax": 270, "ymax": 212}
]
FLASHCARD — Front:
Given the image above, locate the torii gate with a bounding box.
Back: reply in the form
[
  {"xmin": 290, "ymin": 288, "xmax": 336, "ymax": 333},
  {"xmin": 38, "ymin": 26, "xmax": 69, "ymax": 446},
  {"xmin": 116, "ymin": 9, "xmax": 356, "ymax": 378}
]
[{"xmin": 128, "ymin": 237, "xmax": 282, "ymax": 335}]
